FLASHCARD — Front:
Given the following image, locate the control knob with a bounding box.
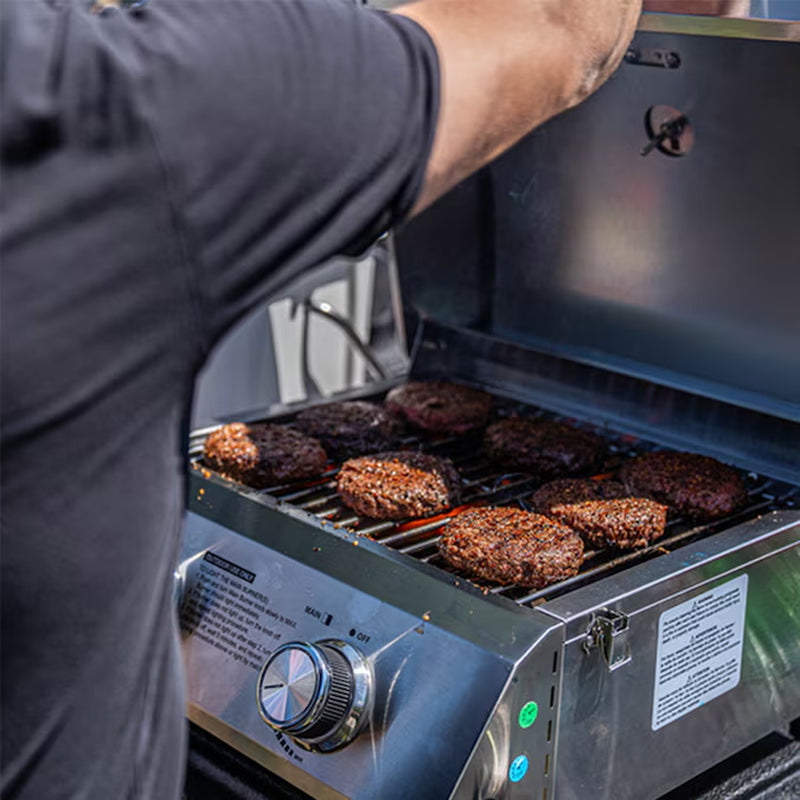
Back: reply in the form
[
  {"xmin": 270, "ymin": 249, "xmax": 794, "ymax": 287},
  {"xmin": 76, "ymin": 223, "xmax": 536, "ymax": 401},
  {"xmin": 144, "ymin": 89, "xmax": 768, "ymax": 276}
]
[{"xmin": 257, "ymin": 639, "xmax": 372, "ymax": 752}]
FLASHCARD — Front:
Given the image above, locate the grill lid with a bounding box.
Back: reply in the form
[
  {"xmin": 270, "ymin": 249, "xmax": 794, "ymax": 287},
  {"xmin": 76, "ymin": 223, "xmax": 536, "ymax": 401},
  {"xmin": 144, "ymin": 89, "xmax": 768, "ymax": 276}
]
[{"xmin": 395, "ymin": 25, "xmax": 800, "ymax": 422}]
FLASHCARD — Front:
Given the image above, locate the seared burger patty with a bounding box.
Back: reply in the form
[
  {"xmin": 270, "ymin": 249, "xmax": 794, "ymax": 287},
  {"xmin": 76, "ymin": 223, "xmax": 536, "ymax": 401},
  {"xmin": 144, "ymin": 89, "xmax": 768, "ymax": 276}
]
[
  {"xmin": 203, "ymin": 422, "xmax": 328, "ymax": 487},
  {"xmin": 530, "ymin": 478, "xmax": 628, "ymax": 511},
  {"xmin": 337, "ymin": 451, "xmax": 462, "ymax": 520},
  {"xmin": 438, "ymin": 507, "xmax": 583, "ymax": 588},
  {"xmin": 484, "ymin": 418, "xmax": 604, "ymax": 480},
  {"xmin": 619, "ymin": 451, "xmax": 748, "ymax": 521},
  {"xmin": 530, "ymin": 477, "xmax": 666, "ymax": 549},
  {"xmin": 294, "ymin": 400, "xmax": 402, "ymax": 460},
  {"xmin": 545, "ymin": 498, "xmax": 667, "ymax": 550},
  {"xmin": 384, "ymin": 381, "xmax": 492, "ymax": 436}
]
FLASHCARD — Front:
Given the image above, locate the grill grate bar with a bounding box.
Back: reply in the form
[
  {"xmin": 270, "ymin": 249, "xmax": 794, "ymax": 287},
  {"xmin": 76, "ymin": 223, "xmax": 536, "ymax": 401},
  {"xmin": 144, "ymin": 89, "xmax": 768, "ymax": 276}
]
[
  {"xmin": 325, "ymin": 511, "xmax": 362, "ymax": 527},
  {"xmin": 350, "ymin": 519, "xmax": 400, "ymax": 537},
  {"xmin": 271, "ymin": 478, "xmax": 339, "ymax": 503},
  {"xmin": 399, "ymin": 533, "xmax": 445, "ymax": 556},
  {"xmin": 295, "ymin": 492, "xmax": 343, "ymax": 512},
  {"xmin": 377, "ymin": 521, "xmax": 450, "ymax": 548}
]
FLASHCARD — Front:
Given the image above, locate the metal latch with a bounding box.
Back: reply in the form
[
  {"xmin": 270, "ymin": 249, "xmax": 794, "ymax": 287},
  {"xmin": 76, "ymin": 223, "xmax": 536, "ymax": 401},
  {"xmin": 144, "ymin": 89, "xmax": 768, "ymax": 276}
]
[{"xmin": 583, "ymin": 609, "xmax": 632, "ymax": 672}]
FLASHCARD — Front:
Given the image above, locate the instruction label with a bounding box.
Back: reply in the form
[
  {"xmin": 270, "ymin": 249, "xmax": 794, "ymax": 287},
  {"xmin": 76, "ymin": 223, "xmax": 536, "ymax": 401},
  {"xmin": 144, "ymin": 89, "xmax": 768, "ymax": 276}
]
[
  {"xmin": 180, "ymin": 558, "xmax": 296, "ymax": 671},
  {"xmin": 652, "ymin": 574, "xmax": 748, "ymax": 731}
]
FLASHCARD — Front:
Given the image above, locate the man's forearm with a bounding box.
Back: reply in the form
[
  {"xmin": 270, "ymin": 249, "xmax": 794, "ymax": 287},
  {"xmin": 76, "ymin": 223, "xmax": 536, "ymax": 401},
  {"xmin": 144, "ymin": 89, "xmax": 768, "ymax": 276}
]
[{"xmin": 395, "ymin": 0, "xmax": 642, "ymax": 213}]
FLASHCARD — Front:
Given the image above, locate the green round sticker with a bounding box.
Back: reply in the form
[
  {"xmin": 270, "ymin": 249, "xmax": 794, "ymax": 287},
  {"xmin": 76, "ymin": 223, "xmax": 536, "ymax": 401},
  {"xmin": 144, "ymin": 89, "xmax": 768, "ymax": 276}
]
[{"xmin": 518, "ymin": 701, "xmax": 538, "ymax": 728}]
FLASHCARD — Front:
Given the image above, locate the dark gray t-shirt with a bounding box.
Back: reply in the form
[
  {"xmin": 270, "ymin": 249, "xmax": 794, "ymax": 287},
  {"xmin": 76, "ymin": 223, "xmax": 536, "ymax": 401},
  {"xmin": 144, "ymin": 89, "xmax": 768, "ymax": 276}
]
[{"xmin": 0, "ymin": 1, "xmax": 439, "ymax": 797}]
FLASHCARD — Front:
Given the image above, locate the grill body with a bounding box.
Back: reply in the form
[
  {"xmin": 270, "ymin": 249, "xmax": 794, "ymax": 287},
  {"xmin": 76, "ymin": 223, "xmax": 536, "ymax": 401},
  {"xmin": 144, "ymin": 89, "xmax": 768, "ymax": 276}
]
[
  {"xmin": 180, "ymin": 334, "xmax": 800, "ymax": 800},
  {"xmin": 180, "ymin": 461, "xmax": 799, "ymax": 800}
]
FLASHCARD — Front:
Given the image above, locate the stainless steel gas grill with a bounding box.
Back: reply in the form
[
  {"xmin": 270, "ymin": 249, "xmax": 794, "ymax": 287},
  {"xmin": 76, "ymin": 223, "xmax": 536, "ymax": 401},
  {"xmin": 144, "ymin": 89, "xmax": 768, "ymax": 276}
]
[
  {"xmin": 179, "ymin": 333, "xmax": 800, "ymax": 800},
  {"xmin": 179, "ymin": 13, "xmax": 800, "ymax": 800}
]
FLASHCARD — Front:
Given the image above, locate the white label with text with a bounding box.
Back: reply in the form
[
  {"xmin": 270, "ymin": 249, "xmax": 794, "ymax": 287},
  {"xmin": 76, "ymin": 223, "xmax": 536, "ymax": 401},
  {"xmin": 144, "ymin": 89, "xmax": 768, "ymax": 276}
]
[{"xmin": 652, "ymin": 574, "xmax": 748, "ymax": 731}]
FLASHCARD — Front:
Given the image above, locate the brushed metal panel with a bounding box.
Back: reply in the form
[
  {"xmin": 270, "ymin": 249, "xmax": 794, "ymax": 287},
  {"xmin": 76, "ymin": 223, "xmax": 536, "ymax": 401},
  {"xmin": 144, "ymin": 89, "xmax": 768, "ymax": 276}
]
[
  {"xmin": 180, "ymin": 480, "xmax": 564, "ymax": 800},
  {"xmin": 397, "ymin": 32, "xmax": 800, "ymax": 419},
  {"xmin": 639, "ymin": 14, "xmax": 800, "ymax": 40},
  {"xmin": 550, "ymin": 521, "xmax": 800, "ymax": 800},
  {"xmin": 488, "ymin": 30, "xmax": 800, "ymax": 416},
  {"xmin": 180, "ymin": 515, "xmax": 513, "ymax": 800}
]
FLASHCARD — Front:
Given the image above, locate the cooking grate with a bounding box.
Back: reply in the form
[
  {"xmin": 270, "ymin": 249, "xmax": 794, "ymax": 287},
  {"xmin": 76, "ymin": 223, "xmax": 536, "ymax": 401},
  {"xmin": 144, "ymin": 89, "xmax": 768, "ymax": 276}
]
[{"xmin": 189, "ymin": 397, "xmax": 798, "ymax": 607}]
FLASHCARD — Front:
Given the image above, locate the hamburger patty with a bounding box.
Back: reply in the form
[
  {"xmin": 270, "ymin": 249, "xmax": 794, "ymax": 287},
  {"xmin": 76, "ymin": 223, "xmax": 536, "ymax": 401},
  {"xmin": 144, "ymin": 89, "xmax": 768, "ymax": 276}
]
[
  {"xmin": 384, "ymin": 381, "xmax": 492, "ymax": 436},
  {"xmin": 544, "ymin": 498, "xmax": 667, "ymax": 550},
  {"xmin": 203, "ymin": 422, "xmax": 328, "ymax": 488},
  {"xmin": 484, "ymin": 418, "xmax": 604, "ymax": 481},
  {"xmin": 619, "ymin": 451, "xmax": 748, "ymax": 521},
  {"xmin": 294, "ymin": 400, "xmax": 402, "ymax": 460},
  {"xmin": 530, "ymin": 478, "xmax": 666, "ymax": 549},
  {"xmin": 437, "ymin": 507, "xmax": 584, "ymax": 588},
  {"xmin": 530, "ymin": 478, "xmax": 628, "ymax": 510},
  {"xmin": 337, "ymin": 451, "xmax": 462, "ymax": 520}
]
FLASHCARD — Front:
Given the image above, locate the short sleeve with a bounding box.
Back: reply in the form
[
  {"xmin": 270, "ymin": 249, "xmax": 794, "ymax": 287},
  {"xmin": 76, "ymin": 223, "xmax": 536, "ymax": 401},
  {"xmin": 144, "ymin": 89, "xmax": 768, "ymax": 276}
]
[{"xmin": 133, "ymin": 0, "xmax": 440, "ymax": 347}]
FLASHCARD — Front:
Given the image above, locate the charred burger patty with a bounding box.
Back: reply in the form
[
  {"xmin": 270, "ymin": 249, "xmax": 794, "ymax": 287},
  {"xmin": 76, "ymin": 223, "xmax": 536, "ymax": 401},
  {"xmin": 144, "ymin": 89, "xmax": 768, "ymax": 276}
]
[
  {"xmin": 204, "ymin": 422, "xmax": 328, "ymax": 487},
  {"xmin": 384, "ymin": 381, "xmax": 492, "ymax": 436},
  {"xmin": 294, "ymin": 400, "xmax": 402, "ymax": 460},
  {"xmin": 484, "ymin": 418, "xmax": 604, "ymax": 481},
  {"xmin": 530, "ymin": 477, "xmax": 667, "ymax": 549},
  {"xmin": 619, "ymin": 451, "xmax": 748, "ymax": 521},
  {"xmin": 529, "ymin": 477, "xmax": 628, "ymax": 509},
  {"xmin": 544, "ymin": 497, "xmax": 667, "ymax": 550},
  {"xmin": 337, "ymin": 451, "xmax": 462, "ymax": 520},
  {"xmin": 438, "ymin": 506, "xmax": 584, "ymax": 588}
]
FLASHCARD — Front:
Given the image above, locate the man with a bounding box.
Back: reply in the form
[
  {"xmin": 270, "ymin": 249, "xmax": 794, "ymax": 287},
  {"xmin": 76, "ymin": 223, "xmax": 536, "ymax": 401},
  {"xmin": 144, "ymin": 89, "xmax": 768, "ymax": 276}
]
[{"xmin": 1, "ymin": 0, "xmax": 643, "ymax": 797}]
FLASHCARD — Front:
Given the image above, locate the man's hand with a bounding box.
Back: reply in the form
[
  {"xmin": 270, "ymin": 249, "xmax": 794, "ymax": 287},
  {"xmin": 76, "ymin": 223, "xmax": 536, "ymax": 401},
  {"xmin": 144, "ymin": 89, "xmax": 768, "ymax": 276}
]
[{"xmin": 395, "ymin": 0, "xmax": 643, "ymax": 214}]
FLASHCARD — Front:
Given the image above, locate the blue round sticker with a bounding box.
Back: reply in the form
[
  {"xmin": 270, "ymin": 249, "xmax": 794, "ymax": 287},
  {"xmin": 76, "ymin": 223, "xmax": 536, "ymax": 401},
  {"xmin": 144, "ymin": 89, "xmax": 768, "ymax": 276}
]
[{"xmin": 509, "ymin": 755, "xmax": 529, "ymax": 783}]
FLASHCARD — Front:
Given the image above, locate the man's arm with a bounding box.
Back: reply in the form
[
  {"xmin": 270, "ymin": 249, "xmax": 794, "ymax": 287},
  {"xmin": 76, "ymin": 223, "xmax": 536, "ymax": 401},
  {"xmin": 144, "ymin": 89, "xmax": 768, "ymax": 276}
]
[{"xmin": 394, "ymin": 0, "xmax": 643, "ymax": 214}]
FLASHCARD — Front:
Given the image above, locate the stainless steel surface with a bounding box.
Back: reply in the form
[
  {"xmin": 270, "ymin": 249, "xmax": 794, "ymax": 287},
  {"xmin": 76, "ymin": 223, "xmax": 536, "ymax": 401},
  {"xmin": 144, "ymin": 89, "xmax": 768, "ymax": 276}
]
[
  {"xmin": 258, "ymin": 644, "xmax": 327, "ymax": 732},
  {"xmin": 179, "ymin": 496, "xmax": 564, "ymax": 800},
  {"xmin": 180, "ymin": 462, "xmax": 800, "ymax": 799},
  {"xmin": 639, "ymin": 13, "xmax": 800, "ymax": 42},
  {"xmin": 545, "ymin": 514, "xmax": 800, "ymax": 800}
]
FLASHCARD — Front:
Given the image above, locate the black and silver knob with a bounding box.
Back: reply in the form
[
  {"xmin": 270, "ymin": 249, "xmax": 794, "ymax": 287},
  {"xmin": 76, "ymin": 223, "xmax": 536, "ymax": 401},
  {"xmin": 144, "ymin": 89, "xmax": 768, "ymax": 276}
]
[{"xmin": 257, "ymin": 639, "xmax": 372, "ymax": 752}]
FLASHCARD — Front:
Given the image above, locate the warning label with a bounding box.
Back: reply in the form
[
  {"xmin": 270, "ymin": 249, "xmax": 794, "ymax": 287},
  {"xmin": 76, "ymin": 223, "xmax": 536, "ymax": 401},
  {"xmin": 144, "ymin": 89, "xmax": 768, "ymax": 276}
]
[
  {"xmin": 652, "ymin": 574, "xmax": 748, "ymax": 731},
  {"xmin": 180, "ymin": 560, "xmax": 293, "ymax": 671}
]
